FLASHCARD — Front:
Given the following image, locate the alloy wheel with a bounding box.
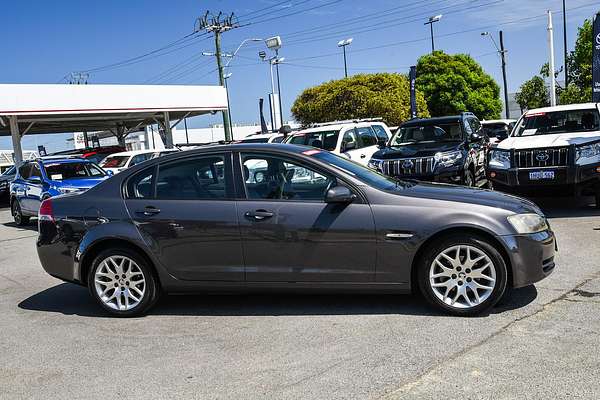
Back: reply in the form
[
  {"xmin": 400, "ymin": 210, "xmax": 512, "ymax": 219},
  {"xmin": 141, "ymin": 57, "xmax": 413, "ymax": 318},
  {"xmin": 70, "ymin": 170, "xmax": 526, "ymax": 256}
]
[
  {"xmin": 94, "ymin": 255, "xmax": 146, "ymax": 311},
  {"xmin": 429, "ymin": 245, "xmax": 496, "ymax": 309},
  {"xmin": 12, "ymin": 202, "xmax": 21, "ymax": 225}
]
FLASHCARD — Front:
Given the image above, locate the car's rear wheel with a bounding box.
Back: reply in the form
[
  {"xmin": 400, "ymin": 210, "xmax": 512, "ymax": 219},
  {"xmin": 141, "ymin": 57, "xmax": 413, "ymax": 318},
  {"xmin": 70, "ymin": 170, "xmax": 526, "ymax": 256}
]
[
  {"xmin": 417, "ymin": 234, "xmax": 507, "ymax": 316},
  {"xmin": 88, "ymin": 248, "xmax": 159, "ymax": 317},
  {"xmin": 11, "ymin": 200, "xmax": 29, "ymax": 226}
]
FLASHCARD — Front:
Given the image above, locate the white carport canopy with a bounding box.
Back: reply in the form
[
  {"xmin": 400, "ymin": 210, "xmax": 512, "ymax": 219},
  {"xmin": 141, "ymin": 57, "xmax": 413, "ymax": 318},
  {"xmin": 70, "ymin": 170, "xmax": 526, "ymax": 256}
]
[{"xmin": 0, "ymin": 84, "xmax": 228, "ymax": 163}]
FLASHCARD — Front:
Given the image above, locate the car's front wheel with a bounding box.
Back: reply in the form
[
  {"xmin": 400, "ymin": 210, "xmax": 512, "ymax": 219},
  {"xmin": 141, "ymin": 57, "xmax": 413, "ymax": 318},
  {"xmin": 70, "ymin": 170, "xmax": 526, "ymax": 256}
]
[
  {"xmin": 11, "ymin": 200, "xmax": 30, "ymax": 226},
  {"xmin": 88, "ymin": 248, "xmax": 159, "ymax": 317},
  {"xmin": 417, "ymin": 234, "xmax": 507, "ymax": 316}
]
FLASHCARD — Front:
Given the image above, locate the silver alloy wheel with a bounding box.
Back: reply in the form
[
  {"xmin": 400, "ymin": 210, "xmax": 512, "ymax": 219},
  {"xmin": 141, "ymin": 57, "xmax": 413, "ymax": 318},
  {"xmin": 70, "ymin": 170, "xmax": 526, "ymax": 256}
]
[
  {"xmin": 94, "ymin": 255, "xmax": 146, "ymax": 311},
  {"xmin": 12, "ymin": 202, "xmax": 21, "ymax": 224},
  {"xmin": 429, "ymin": 245, "xmax": 496, "ymax": 309}
]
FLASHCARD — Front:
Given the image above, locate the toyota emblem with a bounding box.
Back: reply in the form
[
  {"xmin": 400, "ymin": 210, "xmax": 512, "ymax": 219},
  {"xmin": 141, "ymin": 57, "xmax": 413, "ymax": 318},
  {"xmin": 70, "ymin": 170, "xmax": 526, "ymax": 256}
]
[
  {"xmin": 402, "ymin": 160, "xmax": 414, "ymax": 169},
  {"xmin": 535, "ymin": 152, "xmax": 550, "ymax": 162}
]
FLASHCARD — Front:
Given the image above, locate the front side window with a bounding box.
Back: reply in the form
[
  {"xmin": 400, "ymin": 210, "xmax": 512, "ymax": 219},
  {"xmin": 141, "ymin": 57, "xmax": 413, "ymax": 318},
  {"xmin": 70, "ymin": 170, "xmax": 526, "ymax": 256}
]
[
  {"xmin": 44, "ymin": 162, "xmax": 106, "ymax": 181},
  {"xmin": 156, "ymin": 155, "xmax": 229, "ymax": 200},
  {"xmin": 18, "ymin": 163, "xmax": 32, "ymax": 180},
  {"xmin": 242, "ymin": 154, "xmax": 334, "ymax": 201},
  {"xmin": 130, "ymin": 153, "xmax": 151, "ymax": 167},
  {"xmin": 514, "ymin": 109, "xmax": 600, "ymax": 136},
  {"xmin": 356, "ymin": 126, "xmax": 378, "ymax": 147},
  {"xmin": 30, "ymin": 163, "xmax": 43, "ymax": 180},
  {"xmin": 371, "ymin": 124, "xmax": 389, "ymax": 141},
  {"xmin": 392, "ymin": 121, "xmax": 463, "ymax": 145}
]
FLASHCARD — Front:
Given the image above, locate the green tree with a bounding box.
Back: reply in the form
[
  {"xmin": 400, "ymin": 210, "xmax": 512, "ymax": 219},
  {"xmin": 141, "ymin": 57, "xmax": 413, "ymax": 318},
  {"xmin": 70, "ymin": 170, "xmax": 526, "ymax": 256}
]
[
  {"xmin": 561, "ymin": 19, "xmax": 593, "ymax": 104},
  {"xmin": 290, "ymin": 73, "xmax": 429, "ymax": 126},
  {"xmin": 415, "ymin": 51, "xmax": 502, "ymax": 119},
  {"xmin": 515, "ymin": 76, "xmax": 549, "ymax": 111}
]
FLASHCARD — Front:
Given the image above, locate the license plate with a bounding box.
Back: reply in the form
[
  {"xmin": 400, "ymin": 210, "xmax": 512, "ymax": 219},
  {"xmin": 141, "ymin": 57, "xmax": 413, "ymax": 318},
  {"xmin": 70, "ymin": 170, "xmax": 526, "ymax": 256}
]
[{"xmin": 529, "ymin": 171, "xmax": 555, "ymax": 180}]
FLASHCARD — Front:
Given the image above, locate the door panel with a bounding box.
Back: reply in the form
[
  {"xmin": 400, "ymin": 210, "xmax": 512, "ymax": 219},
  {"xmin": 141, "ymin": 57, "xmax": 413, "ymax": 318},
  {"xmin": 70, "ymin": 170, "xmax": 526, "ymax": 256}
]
[
  {"xmin": 125, "ymin": 155, "xmax": 244, "ymax": 281},
  {"xmin": 239, "ymin": 153, "xmax": 376, "ymax": 282}
]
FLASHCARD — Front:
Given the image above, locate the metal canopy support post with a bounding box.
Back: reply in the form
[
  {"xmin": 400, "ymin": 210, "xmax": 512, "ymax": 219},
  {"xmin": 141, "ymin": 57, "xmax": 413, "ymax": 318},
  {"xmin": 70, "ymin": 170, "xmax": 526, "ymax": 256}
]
[
  {"xmin": 163, "ymin": 111, "xmax": 174, "ymax": 149},
  {"xmin": 9, "ymin": 116, "xmax": 23, "ymax": 165}
]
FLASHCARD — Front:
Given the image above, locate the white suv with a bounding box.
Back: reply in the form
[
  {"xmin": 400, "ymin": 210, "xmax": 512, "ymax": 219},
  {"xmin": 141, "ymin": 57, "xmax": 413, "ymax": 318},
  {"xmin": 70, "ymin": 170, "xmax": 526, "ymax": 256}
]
[
  {"xmin": 283, "ymin": 119, "xmax": 392, "ymax": 166},
  {"xmin": 488, "ymin": 103, "xmax": 600, "ymax": 207}
]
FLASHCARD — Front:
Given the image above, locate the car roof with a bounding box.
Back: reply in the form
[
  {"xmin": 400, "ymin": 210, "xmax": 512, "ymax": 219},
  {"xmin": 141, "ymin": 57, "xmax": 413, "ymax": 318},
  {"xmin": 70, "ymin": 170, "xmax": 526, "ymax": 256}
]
[
  {"xmin": 400, "ymin": 116, "xmax": 465, "ymax": 127},
  {"xmin": 105, "ymin": 149, "xmax": 160, "ymax": 157},
  {"xmin": 157, "ymin": 143, "xmax": 311, "ymax": 158},
  {"xmin": 294, "ymin": 122, "xmax": 376, "ymax": 134},
  {"xmin": 481, "ymin": 119, "xmax": 516, "ymax": 124},
  {"xmin": 525, "ymin": 103, "xmax": 599, "ymax": 114},
  {"xmin": 39, "ymin": 157, "xmax": 92, "ymax": 165}
]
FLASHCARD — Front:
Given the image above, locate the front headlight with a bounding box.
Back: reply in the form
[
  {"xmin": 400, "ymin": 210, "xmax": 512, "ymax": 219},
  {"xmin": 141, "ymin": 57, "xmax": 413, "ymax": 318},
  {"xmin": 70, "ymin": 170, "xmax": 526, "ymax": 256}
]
[
  {"xmin": 368, "ymin": 158, "xmax": 383, "ymax": 171},
  {"xmin": 434, "ymin": 151, "xmax": 462, "ymax": 168},
  {"xmin": 507, "ymin": 213, "xmax": 548, "ymax": 234},
  {"xmin": 575, "ymin": 142, "xmax": 600, "ymax": 165},
  {"xmin": 489, "ymin": 149, "xmax": 511, "ymax": 169}
]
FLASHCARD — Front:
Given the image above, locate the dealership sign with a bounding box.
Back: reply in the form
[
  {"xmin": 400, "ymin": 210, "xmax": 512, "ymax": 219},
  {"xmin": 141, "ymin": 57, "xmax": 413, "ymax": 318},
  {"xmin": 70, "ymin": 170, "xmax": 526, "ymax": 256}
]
[{"xmin": 593, "ymin": 12, "xmax": 600, "ymax": 102}]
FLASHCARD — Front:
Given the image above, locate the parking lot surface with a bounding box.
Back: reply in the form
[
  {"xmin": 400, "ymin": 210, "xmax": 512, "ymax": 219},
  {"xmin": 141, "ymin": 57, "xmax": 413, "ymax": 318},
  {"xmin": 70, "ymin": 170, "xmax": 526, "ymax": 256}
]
[{"xmin": 1, "ymin": 197, "xmax": 599, "ymax": 399}]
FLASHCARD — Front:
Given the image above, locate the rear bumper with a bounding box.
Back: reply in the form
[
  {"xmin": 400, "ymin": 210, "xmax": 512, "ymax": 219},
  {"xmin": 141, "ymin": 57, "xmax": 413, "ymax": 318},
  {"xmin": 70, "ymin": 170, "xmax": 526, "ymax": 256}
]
[
  {"xmin": 489, "ymin": 162, "xmax": 600, "ymax": 195},
  {"xmin": 497, "ymin": 230, "xmax": 557, "ymax": 288}
]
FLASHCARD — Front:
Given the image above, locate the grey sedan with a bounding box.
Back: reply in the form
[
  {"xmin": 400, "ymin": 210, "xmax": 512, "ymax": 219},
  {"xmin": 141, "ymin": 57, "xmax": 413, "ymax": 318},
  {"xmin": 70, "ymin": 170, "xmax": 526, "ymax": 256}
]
[{"xmin": 36, "ymin": 144, "xmax": 556, "ymax": 317}]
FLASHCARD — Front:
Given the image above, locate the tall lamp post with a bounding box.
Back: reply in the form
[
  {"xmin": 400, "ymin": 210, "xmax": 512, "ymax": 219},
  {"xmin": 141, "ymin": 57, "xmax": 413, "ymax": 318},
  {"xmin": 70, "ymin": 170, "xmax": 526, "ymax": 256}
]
[
  {"xmin": 424, "ymin": 15, "xmax": 442, "ymax": 53},
  {"xmin": 482, "ymin": 31, "xmax": 510, "ymax": 118},
  {"xmin": 202, "ymin": 38, "xmax": 263, "ymax": 139},
  {"xmin": 260, "ymin": 36, "xmax": 285, "ymax": 131},
  {"xmin": 337, "ymin": 37, "xmax": 353, "ymax": 78}
]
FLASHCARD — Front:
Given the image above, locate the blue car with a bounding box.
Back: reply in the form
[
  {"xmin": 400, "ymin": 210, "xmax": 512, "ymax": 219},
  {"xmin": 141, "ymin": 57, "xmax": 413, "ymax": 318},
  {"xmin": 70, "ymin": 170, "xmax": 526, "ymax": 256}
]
[{"xmin": 10, "ymin": 158, "xmax": 109, "ymax": 225}]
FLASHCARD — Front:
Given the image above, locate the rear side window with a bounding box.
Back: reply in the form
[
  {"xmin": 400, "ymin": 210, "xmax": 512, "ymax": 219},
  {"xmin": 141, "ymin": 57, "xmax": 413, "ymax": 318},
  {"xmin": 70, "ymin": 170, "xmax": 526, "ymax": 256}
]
[
  {"xmin": 288, "ymin": 130, "xmax": 339, "ymax": 151},
  {"xmin": 127, "ymin": 167, "xmax": 155, "ymax": 199},
  {"xmin": 30, "ymin": 163, "xmax": 43, "ymax": 180},
  {"xmin": 18, "ymin": 163, "xmax": 32, "ymax": 179},
  {"xmin": 102, "ymin": 156, "xmax": 129, "ymax": 168},
  {"xmin": 156, "ymin": 155, "xmax": 230, "ymax": 200},
  {"xmin": 130, "ymin": 154, "xmax": 151, "ymax": 167}
]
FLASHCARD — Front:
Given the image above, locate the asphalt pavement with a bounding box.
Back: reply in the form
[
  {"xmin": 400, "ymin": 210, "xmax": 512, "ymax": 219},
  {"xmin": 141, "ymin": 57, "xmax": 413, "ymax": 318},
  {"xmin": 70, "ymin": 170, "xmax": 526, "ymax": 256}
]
[{"xmin": 0, "ymin": 196, "xmax": 599, "ymax": 400}]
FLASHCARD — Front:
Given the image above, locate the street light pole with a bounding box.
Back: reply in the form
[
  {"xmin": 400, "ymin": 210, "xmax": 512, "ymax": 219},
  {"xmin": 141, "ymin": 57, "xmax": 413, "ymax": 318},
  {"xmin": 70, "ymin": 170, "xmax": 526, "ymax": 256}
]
[
  {"xmin": 337, "ymin": 38, "xmax": 353, "ymax": 78},
  {"xmin": 424, "ymin": 15, "xmax": 442, "ymax": 53},
  {"xmin": 482, "ymin": 31, "xmax": 510, "ymax": 118},
  {"xmin": 274, "ymin": 53, "xmax": 284, "ymax": 128}
]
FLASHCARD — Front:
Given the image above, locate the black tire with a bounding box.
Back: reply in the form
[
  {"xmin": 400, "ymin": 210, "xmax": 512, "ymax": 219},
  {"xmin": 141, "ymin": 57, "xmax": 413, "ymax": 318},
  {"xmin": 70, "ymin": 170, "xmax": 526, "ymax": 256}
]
[
  {"xmin": 88, "ymin": 247, "xmax": 160, "ymax": 317},
  {"xmin": 463, "ymin": 168, "xmax": 475, "ymax": 187},
  {"xmin": 11, "ymin": 200, "xmax": 30, "ymax": 226},
  {"xmin": 417, "ymin": 234, "xmax": 508, "ymax": 316}
]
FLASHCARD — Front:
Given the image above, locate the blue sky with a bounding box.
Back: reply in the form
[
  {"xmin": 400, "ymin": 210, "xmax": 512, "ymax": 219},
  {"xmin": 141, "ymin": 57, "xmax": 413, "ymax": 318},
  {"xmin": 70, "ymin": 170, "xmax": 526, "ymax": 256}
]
[{"xmin": 1, "ymin": 0, "xmax": 598, "ymax": 152}]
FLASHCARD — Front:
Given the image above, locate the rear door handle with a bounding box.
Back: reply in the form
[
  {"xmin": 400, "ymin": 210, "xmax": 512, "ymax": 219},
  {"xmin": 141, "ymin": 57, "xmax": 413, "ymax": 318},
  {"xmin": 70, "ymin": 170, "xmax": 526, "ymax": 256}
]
[
  {"xmin": 360, "ymin": 154, "xmax": 366, "ymax": 158},
  {"xmin": 245, "ymin": 210, "xmax": 274, "ymax": 220},
  {"xmin": 137, "ymin": 206, "xmax": 161, "ymax": 216}
]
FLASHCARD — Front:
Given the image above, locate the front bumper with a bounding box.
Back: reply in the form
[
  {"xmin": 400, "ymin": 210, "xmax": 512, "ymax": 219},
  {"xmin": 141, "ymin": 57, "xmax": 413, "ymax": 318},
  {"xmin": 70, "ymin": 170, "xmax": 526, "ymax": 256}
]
[
  {"xmin": 498, "ymin": 229, "xmax": 557, "ymax": 288},
  {"xmin": 489, "ymin": 162, "xmax": 600, "ymax": 195}
]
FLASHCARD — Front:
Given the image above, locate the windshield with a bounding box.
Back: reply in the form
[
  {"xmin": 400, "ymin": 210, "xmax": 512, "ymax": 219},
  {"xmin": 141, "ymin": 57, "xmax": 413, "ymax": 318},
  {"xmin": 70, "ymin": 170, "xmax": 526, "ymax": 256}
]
[
  {"xmin": 514, "ymin": 109, "xmax": 600, "ymax": 136},
  {"xmin": 287, "ymin": 130, "xmax": 340, "ymax": 151},
  {"xmin": 44, "ymin": 162, "xmax": 106, "ymax": 181},
  {"xmin": 392, "ymin": 122, "xmax": 463, "ymax": 145},
  {"xmin": 101, "ymin": 156, "xmax": 129, "ymax": 168},
  {"xmin": 310, "ymin": 150, "xmax": 410, "ymax": 191}
]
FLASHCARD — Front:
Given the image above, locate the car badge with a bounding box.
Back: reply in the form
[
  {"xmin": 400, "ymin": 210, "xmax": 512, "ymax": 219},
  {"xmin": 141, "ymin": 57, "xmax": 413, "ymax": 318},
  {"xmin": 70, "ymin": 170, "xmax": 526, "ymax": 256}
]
[
  {"xmin": 535, "ymin": 152, "xmax": 549, "ymax": 162},
  {"xmin": 402, "ymin": 160, "xmax": 414, "ymax": 169}
]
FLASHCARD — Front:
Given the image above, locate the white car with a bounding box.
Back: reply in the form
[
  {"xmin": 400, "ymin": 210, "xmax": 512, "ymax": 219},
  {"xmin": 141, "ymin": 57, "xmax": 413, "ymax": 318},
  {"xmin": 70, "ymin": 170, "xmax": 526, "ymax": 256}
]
[
  {"xmin": 283, "ymin": 119, "xmax": 392, "ymax": 166},
  {"xmin": 100, "ymin": 149, "xmax": 179, "ymax": 174},
  {"xmin": 481, "ymin": 119, "xmax": 516, "ymax": 147},
  {"xmin": 488, "ymin": 103, "xmax": 600, "ymax": 207},
  {"xmin": 238, "ymin": 132, "xmax": 286, "ymax": 143}
]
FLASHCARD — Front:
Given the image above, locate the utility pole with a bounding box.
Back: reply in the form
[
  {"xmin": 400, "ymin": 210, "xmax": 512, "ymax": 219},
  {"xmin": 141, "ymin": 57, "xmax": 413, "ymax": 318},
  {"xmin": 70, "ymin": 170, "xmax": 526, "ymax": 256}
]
[
  {"xmin": 197, "ymin": 12, "xmax": 237, "ymax": 141},
  {"xmin": 548, "ymin": 10, "xmax": 557, "ymax": 106},
  {"xmin": 275, "ymin": 52, "xmax": 284, "ymax": 129},
  {"xmin": 424, "ymin": 15, "xmax": 442, "ymax": 53},
  {"xmin": 562, "ymin": 0, "xmax": 568, "ymax": 87},
  {"xmin": 499, "ymin": 31, "xmax": 510, "ymax": 119}
]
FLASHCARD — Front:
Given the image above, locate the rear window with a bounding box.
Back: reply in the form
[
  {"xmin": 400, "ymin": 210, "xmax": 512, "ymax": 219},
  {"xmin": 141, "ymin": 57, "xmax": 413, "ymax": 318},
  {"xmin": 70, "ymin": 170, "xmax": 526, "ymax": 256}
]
[
  {"xmin": 44, "ymin": 162, "xmax": 105, "ymax": 181},
  {"xmin": 287, "ymin": 130, "xmax": 340, "ymax": 151},
  {"xmin": 515, "ymin": 109, "xmax": 600, "ymax": 136},
  {"xmin": 101, "ymin": 156, "xmax": 129, "ymax": 168}
]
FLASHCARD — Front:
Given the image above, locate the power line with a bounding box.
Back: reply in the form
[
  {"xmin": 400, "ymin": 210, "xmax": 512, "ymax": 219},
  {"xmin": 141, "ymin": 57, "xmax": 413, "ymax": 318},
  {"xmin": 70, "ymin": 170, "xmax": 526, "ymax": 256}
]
[
  {"xmin": 237, "ymin": 0, "xmax": 314, "ymax": 24},
  {"xmin": 239, "ymin": 0, "xmax": 344, "ymax": 27}
]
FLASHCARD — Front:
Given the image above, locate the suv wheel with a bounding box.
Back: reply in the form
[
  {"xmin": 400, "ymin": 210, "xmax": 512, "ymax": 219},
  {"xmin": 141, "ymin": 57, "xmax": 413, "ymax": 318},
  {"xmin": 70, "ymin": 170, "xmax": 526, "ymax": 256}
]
[
  {"xmin": 463, "ymin": 169, "xmax": 475, "ymax": 187},
  {"xmin": 417, "ymin": 234, "xmax": 507, "ymax": 316},
  {"xmin": 88, "ymin": 248, "xmax": 159, "ymax": 317},
  {"xmin": 11, "ymin": 200, "xmax": 30, "ymax": 226}
]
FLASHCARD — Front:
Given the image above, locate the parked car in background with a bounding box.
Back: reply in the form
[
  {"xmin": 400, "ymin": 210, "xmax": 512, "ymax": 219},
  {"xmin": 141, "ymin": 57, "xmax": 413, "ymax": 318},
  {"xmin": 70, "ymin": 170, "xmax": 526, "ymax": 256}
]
[
  {"xmin": 0, "ymin": 165, "xmax": 16, "ymax": 199},
  {"xmin": 49, "ymin": 145, "xmax": 125, "ymax": 165},
  {"xmin": 100, "ymin": 149, "xmax": 180, "ymax": 174},
  {"xmin": 238, "ymin": 132, "xmax": 286, "ymax": 143},
  {"xmin": 10, "ymin": 158, "xmax": 109, "ymax": 225},
  {"xmin": 488, "ymin": 104, "xmax": 600, "ymax": 207},
  {"xmin": 283, "ymin": 119, "xmax": 392, "ymax": 166},
  {"xmin": 36, "ymin": 143, "xmax": 555, "ymax": 317},
  {"xmin": 369, "ymin": 113, "xmax": 488, "ymax": 187},
  {"xmin": 481, "ymin": 119, "xmax": 516, "ymax": 147}
]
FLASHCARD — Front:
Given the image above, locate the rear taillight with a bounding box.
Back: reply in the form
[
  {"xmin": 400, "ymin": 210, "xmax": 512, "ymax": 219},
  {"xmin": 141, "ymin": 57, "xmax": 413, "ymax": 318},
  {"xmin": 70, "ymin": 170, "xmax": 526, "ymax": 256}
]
[{"xmin": 39, "ymin": 198, "xmax": 54, "ymax": 223}]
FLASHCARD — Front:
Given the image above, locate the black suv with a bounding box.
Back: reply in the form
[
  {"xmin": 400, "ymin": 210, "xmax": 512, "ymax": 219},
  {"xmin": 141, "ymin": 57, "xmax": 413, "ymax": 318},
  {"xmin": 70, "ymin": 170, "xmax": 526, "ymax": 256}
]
[{"xmin": 368, "ymin": 113, "xmax": 488, "ymax": 187}]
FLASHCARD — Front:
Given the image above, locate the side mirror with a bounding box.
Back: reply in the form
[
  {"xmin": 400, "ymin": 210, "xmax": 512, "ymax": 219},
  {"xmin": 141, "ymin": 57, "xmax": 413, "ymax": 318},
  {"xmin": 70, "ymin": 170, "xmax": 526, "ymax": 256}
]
[
  {"xmin": 342, "ymin": 141, "xmax": 356, "ymax": 152},
  {"xmin": 106, "ymin": 170, "xmax": 114, "ymax": 176},
  {"xmin": 325, "ymin": 186, "xmax": 356, "ymax": 203}
]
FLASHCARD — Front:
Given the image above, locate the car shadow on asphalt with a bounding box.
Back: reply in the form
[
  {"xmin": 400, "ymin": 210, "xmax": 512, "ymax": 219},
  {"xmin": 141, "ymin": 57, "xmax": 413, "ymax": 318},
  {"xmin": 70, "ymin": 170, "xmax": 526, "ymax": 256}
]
[
  {"xmin": 2, "ymin": 221, "xmax": 38, "ymax": 232},
  {"xmin": 524, "ymin": 196, "xmax": 600, "ymax": 218},
  {"xmin": 18, "ymin": 283, "xmax": 538, "ymax": 318}
]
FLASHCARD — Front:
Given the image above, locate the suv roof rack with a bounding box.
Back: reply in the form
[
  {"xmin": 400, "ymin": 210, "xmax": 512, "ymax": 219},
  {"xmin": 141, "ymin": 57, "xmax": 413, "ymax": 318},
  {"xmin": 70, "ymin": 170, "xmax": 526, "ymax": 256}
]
[{"xmin": 309, "ymin": 117, "xmax": 383, "ymax": 128}]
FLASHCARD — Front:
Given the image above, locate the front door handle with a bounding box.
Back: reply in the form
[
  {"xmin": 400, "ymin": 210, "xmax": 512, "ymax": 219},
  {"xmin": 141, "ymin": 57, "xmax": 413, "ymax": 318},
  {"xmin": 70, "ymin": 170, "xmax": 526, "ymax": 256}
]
[
  {"xmin": 245, "ymin": 210, "xmax": 274, "ymax": 220},
  {"xmin": 137, "ymin": 206, "xmax": 161, "ymax": 216},
  {"xmin": 360, "ymin": 154, "xmax": 366, "ymax": 158}
]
